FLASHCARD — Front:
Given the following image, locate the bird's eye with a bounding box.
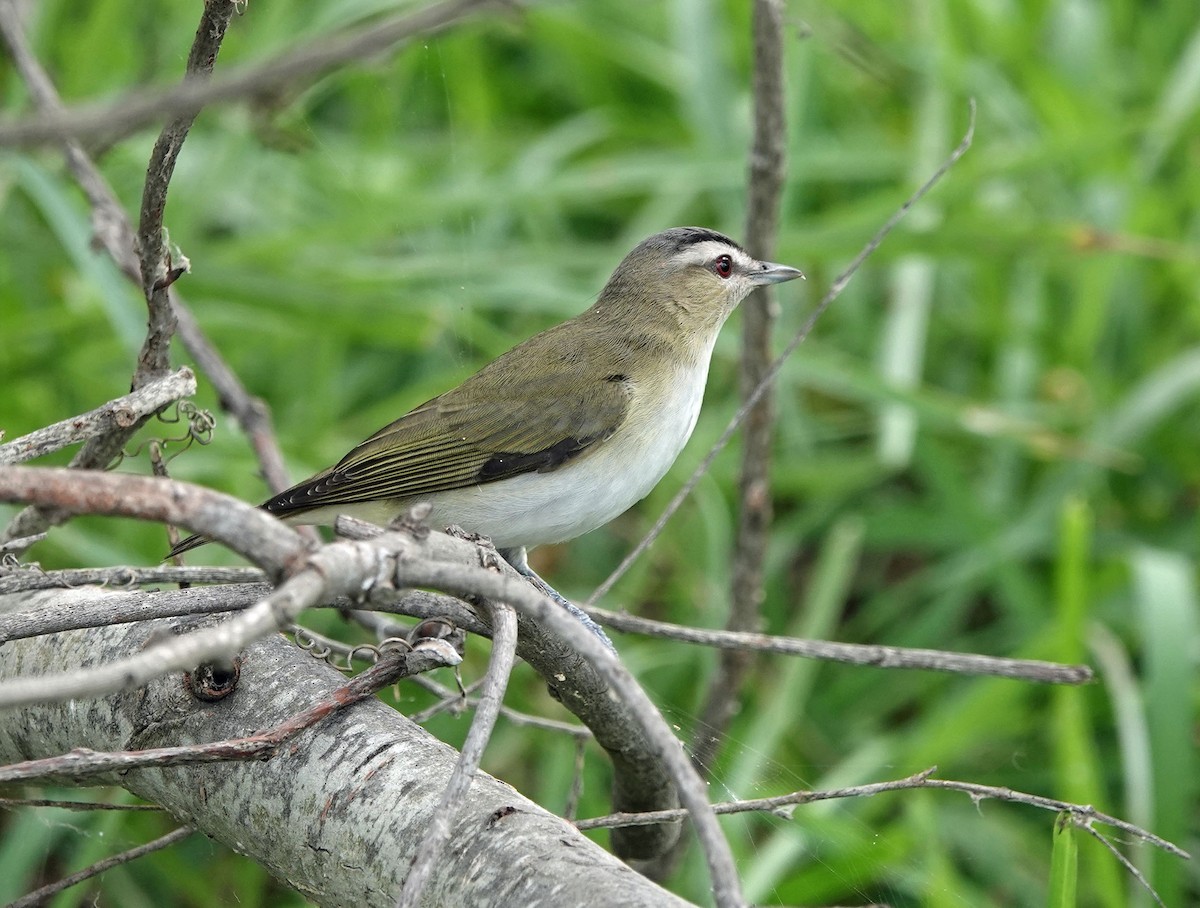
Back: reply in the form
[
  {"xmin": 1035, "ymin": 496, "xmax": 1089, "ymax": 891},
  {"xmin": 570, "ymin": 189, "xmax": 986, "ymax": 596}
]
[{"xmin": 714, "ymin": 254, "xmax": 733, "ymax": 278}]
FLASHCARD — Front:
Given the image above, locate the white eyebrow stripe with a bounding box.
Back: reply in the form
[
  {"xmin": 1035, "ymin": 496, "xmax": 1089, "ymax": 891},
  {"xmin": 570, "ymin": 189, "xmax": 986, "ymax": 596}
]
[{"xmin": 677, "ymin": 239, "xmax": 754, "ymax": 269}]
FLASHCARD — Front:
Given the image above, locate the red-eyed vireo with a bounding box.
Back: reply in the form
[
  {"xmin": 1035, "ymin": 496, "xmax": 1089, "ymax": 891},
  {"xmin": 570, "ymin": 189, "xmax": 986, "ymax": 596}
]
[{"xmin": 171, "ymin": 228, "xmax": 803, "ymax": 640}]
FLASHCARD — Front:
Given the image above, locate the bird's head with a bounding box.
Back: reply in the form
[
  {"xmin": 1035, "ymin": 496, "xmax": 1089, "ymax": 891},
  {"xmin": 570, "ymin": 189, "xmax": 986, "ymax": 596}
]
[{"xmin": 593, "ymin": 227, "xmax": 804, "ymax": 336}]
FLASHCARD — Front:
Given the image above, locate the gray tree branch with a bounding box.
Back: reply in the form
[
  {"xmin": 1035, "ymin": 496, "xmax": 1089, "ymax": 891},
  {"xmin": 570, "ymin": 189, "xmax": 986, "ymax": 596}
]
[
  {"xmin": 0, "ymin": 593, "xmax": 691, "ymax": 908},
  {"xmin": 0, "ymin": 368, "xmax": 195, "ymax": 465}
]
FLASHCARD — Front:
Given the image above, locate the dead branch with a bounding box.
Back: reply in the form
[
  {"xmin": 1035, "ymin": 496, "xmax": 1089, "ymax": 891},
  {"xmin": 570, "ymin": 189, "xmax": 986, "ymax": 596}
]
[
  {"xmin": 0, "ymin": 368, "xmax": 196, "ymax": 465},
  {"xmin": 396, "ymin": 596, "xmax": 518, "ymax": 907},
  {"xmin": 0, "ymin": 0, "xmax": 508, "ymax": 150},
  {"xmin": 691, "ymin": 0, "xmax": 791, "ymax": 786},
  {"xmin": 575, "ymin": 766, "xmax": 1189, "ymax": 860},
  {"xmin": 0, "ymin": 600, "xmax": 690, "ymax": 907},
  {"xmin": 7, "ymin": 827, "xmax": 193, "ymax": 908},
  {"xmin": 591, "ymin": 607, "xmax": 1093, "ymax": 685}
]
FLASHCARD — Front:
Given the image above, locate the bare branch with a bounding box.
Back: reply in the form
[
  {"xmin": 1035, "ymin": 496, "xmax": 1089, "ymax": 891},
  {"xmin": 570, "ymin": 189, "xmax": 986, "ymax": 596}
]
[
  {"xmin": 1080, "ymin": 822, "xmax": 1169, "ymax": 907},
  {"xmin": 133, "ymin": 0, "xmax": 240, "ymax": 384},
  {"xmin": 576, "ymin": 767, "xmax": 1190, "ymax": 862},
  {"xmin": 588, "ymin": 99, "xmax": 979, "ymax": 606},
  {"xmin": 0, "ymin": 0, "xmax": 508, "ymax": 149},
  {"xmin": 593, "ymin": 606, "xmax": 1092, "ymax": 684},
  {"xmin": 0, "ymin": 608, "xmax": 690, "ymax": 907},
  {"xmin": 0, "ymin": 368, "xmax": 196, "ymax": 465},
  {"xmin": 692, "ymin": 0, "xmax": 791, "ymax": 782},
  {"xmin": 396, "ymin": 596, "xmax": 518, "ymax": 908},
  {"xmin": 8, "ymin": 827, "xmax": 193, "ymax": 908},
  {"xmin": 0, "ymin": 467, "xmax": 306, "ymax": 576},
  {"xmin": 0, "ymin": 564, "xmax": 263, "ymax": 595},
  {"xmin": 0, "ymin": 582, "xmax": 269, "ymax": 642}
]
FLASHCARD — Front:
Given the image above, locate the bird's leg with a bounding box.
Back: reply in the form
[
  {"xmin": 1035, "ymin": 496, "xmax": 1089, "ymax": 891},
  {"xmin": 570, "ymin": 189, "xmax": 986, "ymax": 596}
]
[{"xmin": 498, "ymin": 546, "xmax": 615, "ymax": 652}]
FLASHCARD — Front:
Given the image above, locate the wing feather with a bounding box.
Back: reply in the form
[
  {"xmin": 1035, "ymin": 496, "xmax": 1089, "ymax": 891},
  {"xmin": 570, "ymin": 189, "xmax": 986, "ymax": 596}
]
[{"xmin": 262, "ymin": 321, "xmax": 632, "ymax": 518}]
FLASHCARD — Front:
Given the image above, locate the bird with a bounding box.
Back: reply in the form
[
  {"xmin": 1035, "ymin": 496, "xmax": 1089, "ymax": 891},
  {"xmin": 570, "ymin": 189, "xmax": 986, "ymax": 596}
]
[{"xmin": 170, "ymin": 227, "xmax": 803, "ymax": 644}]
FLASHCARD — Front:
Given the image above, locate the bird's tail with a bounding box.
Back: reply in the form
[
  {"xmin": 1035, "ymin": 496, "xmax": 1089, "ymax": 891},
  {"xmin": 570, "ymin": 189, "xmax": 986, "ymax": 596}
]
[{"xmin": 164, "ymin": 532, "xmax": 211, "ymax": 560}]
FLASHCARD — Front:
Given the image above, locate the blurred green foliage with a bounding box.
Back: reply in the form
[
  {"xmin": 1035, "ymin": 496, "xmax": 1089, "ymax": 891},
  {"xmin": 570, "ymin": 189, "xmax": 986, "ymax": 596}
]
[{"xmin": 1, "ymin": 0, "xmax": 1198, "ymax": 905}]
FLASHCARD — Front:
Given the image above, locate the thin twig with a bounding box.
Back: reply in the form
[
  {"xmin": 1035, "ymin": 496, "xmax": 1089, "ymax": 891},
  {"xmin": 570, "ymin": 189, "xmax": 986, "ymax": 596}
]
[
  {"xmin": 7, "ymin": 827, "xmax": 193, "ymax": 908},
  {"xmin": 0, "ymin": 564, "xmax": 264, "ymax": 596},
  {"xmin": 1080, "ymin": 822, "xmax": 1168, "ymax": 907},
  {"xmin": 409, "ymin": 674, "xmax": 590, "ymax": 737},
  {"xmin": 691, "ymin": 0, "xmax": 791, "ymax": 784},
  {"xmin": 0, "ymin": 369, "xmax": 196, "ymax": 465},
  {"xmin": 592, "ymin": 606, "xmax": 1092, "ymax": 684},
  {"xmin": 0, "ymin": 798, "xmax": 161, "ymax": 812},
  {"xmin": 0, "ymin": 0, "xmax": 506, "ymax": 149},
  {"xmin": 587, "ymin": 99, "xmax": 978, "ymax": 607},
  {"xmin": 170, "ymin": 300, "xmax": 297, "ymax": 496},
  {"xmin": 395, "ymin": 596, "xmax": 518, "ymax": 908},
  {"xmin": 575, "ymin": 767, "xmax": 1190, "ymax": 862}
]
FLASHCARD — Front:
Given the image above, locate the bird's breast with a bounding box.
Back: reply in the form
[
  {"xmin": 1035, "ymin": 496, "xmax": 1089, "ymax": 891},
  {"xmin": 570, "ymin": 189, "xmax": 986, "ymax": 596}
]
[{"xmin": 411, "ymin": 358, "xmax": 711, "ymax": 549}]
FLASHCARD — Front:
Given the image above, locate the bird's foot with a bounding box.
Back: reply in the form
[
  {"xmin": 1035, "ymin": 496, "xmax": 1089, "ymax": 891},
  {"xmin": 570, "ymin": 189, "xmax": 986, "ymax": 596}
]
[{"xmin": 499, "ymin": 546, "xmax": 615, "ymax": 653}]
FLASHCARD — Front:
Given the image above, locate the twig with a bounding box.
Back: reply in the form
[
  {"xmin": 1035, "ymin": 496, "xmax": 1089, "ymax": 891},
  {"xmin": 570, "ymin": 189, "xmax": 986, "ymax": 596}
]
[
  {"xmin": 0, "ymin": 0, "xmax": 506, "ymax": 149},
  {"xmin": 0, "ymin": 564, "xmax": 264, "ymax": 595},
  {"xmin": 0, "ymin": 533, "xmax": 45, "ymax": 555},
  {"xmin": 395, "ymin": 596, "xmax": 518, "ymax": 908},
  {"xmin": 0, "ymin": 797, "xmax": 161, "ymax": 812},
  {"xmin": 577, "ymin": 768, "xmax": 940, "ymax": 829},
  {"xmin": 592, "ymin": 606, "xmax": 1092, "ymax": 684},
  {"xmin": 0, "ymin": 646, "xmax": 453, "ymax": 784},
  {"xmin": 409, "ymin": 674, "xmax": 591, "ymax": 738},
  {"xmin": 587, "ymin": 99, "xmax": 978, "ymax": 607},
  {"xmin": 691, "ymin": 0, "xmax": 791, "ymax": 784},
  {"xmin": 7, "ymin": 827, "xmax": 193, "ymax": 908},
  {"xmin": 0, "ymin": 369, "xmax": 196, "ymax": 465},
  {"xmin": 1080, "ymin": 822, "xmax": 1168, "ymax": 907},
  {"xmin": 575, "ymin": 767, "xmax": 1190, "ymax": 862},
  {"xmin": 133, "ymin": 0, "xmax": 238, "ymax": 387}
]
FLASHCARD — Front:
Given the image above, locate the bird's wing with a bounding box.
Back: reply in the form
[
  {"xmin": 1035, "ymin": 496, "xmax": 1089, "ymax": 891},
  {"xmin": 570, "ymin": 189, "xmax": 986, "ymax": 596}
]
[{"xmin": 262, "ymin": 332, "xmax": 631, "ymax": 517}]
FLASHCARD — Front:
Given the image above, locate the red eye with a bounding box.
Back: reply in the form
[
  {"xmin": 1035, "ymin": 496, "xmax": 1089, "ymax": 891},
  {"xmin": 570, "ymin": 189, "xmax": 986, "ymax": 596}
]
[{"xmin": 714, "ymin": 254, "xmax": 733, "ymax": 278}]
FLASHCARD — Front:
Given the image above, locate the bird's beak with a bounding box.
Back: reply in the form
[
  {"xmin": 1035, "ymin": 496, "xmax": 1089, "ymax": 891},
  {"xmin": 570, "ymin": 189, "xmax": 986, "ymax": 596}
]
[{"xmin": 750, "ymin": 261, "xmax": 805, "ymax": 285}]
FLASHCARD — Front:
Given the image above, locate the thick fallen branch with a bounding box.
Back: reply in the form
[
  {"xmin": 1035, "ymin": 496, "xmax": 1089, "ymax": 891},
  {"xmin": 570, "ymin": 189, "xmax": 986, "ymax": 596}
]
[
  {"xmin": 0, "ymin": 467, "xmax": 703, "ymax": 881},
  {"xmin": 0, "ymin": 596, "xmax": 691, "ymax": 908}
]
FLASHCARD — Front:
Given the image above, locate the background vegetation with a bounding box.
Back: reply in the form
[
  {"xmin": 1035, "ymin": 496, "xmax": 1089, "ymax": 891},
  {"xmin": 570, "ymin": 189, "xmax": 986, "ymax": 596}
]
[{"xmin": 2, "ymin": 0, "xmax": 1198, "ymax": 905}]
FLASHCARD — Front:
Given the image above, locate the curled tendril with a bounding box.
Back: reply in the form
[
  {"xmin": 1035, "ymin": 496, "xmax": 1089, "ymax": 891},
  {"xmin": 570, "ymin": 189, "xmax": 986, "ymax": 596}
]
[
  {"xmin": 113, "ymin": 401, "xmax": 217, "ymax": 469},
  {"xmin": 289, "ymin": 621, "xmax": 461, "ymax": 675}
]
